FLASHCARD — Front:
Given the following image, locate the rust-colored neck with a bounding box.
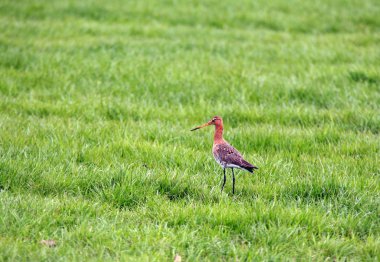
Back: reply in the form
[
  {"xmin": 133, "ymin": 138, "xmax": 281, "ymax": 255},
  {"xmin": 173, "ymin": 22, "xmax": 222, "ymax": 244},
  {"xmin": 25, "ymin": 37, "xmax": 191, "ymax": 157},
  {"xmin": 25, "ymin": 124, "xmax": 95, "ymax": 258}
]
[{"xmin": 213, "ymin": 124, "xmax": 224, "ymax": 144}]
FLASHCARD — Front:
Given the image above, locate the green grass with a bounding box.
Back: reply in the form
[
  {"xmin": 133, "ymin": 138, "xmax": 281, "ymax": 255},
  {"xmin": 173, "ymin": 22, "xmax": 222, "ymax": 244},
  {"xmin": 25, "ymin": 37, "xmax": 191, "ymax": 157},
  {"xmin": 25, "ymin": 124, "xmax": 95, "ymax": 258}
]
[{"xmin": 0, "ymin": 0, "xmax": 379, "ymax": 260}]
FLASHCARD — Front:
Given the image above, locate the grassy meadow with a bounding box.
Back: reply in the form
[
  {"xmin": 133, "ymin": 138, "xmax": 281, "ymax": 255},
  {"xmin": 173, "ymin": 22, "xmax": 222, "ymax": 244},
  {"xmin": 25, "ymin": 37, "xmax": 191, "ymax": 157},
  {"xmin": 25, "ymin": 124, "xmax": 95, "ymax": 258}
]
[{"xmin": 0, "ymin": 0, "xmax": 380, "ymax": 260}]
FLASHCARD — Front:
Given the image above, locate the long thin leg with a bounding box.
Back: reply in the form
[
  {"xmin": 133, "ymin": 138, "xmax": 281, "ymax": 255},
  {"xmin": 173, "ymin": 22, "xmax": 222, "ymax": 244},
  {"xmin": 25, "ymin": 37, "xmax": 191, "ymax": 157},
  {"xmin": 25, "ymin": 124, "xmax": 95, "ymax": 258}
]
[
  {"xmin": 232, "ymin": 168, "xmax": 235, "ymax": 194},
  {"xmin": 221, "ymin": 168, "xmax": 226, "ymax": 192}
]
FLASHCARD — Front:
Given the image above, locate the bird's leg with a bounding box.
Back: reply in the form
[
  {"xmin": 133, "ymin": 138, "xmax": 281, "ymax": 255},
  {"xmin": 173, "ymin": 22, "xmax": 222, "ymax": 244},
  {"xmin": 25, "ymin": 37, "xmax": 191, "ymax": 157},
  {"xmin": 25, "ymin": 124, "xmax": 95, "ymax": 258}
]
[
  {"xmin": 221, "ymin": 168, "xmax": 226, "ymax": 192},
  {"xmin": 232, "ymin": 168, "xmax": 235, "ymax": 194}
]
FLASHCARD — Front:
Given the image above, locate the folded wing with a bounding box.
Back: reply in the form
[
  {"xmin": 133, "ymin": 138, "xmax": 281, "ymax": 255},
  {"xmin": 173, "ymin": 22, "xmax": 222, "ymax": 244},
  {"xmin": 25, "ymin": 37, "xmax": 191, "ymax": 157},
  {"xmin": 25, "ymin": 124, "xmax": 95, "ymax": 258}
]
[{"xmin": 215, "ymin": 143, "xmax": 258, "ymax": 173}]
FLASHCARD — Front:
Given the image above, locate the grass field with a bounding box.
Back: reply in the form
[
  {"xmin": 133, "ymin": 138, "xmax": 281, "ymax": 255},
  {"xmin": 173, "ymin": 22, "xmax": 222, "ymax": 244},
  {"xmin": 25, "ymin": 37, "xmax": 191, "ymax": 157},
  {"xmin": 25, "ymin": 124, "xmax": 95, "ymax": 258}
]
[{"xmin": 1, "ymin": 0, "xmax": 380, "ymax": 260}]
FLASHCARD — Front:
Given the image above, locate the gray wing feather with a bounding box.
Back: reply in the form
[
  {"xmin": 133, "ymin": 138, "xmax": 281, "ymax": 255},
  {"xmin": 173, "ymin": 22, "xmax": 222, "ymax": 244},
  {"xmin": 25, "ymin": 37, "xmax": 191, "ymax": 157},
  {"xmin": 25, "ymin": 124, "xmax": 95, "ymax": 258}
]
[
  {"xmin": 215, "ymin": 143, "xmax": 244, "ymax": 165},
  {"xmin": 215, "ymin": 143, "xmax": 257, "ymax": 172}
]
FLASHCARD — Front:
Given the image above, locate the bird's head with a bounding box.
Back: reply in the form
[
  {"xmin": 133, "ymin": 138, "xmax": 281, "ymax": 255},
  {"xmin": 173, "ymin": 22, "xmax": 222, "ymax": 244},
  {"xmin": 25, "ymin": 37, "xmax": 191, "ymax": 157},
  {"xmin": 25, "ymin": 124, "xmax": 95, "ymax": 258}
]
[{"xmin": 191, "ymin": 116, "xmax": 223, "ymax": 131}]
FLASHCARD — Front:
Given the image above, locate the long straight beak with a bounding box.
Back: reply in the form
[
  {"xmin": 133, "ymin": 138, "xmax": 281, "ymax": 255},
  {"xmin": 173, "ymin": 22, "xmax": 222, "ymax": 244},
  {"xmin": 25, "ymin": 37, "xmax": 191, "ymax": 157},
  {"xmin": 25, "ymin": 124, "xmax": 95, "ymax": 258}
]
[{"xmin": 190, "ymin": 121, "xmax": 211, "ymax": 131}]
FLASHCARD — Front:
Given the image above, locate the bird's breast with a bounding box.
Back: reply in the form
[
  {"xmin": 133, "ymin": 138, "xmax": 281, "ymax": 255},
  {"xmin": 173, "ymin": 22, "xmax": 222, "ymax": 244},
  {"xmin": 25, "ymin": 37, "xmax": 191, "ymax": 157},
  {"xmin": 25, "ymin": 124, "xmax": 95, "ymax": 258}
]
[{"xmin": 212, "ymin": 144, "xmax": 225, "ymax": 167}]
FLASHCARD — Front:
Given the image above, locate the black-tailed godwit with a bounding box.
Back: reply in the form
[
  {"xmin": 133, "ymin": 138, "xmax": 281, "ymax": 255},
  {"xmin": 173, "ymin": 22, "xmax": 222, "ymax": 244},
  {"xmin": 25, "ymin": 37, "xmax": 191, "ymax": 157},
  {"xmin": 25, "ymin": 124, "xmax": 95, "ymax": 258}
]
[{"xmin": 191, "ymin": 116, "xmax": 258, "ymax": 194}]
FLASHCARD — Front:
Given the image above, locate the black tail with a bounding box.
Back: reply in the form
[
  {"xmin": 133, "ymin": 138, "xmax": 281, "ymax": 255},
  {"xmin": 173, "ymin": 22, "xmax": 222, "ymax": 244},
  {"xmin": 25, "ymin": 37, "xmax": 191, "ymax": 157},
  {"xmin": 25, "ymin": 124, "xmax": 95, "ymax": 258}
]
[{"xmin": 241, "ymin": 160, "xmax": 258, "ymax": 173}]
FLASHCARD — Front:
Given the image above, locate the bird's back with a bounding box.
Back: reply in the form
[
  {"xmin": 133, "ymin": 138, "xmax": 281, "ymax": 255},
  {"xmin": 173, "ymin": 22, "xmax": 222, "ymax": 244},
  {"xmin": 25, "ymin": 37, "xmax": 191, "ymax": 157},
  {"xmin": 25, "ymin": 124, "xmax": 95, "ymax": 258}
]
[{"xmin": 213, "ymin": 141, "xmax": 258, "ymax": 173}]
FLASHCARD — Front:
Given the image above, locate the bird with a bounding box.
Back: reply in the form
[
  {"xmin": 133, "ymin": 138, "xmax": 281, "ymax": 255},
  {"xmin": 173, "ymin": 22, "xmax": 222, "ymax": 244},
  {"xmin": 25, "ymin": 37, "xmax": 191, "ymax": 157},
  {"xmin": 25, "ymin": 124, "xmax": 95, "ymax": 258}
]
[{"xmin": 191, "ymin": 116, "xmax": 258, "ymax": 194}]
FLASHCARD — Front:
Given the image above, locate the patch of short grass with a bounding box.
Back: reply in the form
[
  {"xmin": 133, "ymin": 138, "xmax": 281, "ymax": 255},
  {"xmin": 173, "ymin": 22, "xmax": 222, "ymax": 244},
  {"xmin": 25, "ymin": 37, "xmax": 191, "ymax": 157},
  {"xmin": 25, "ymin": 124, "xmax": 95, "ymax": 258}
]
[{"xmin": 0, "ymin": 0, "xmax": 379, "ymax": 260}]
